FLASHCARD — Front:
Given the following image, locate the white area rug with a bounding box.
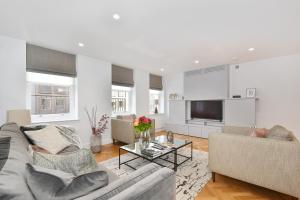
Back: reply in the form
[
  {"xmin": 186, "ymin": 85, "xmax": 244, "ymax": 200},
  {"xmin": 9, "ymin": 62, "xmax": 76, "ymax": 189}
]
[{"xmin": 99, "ymin": 148, "xmax": 211, "ymax": 200}]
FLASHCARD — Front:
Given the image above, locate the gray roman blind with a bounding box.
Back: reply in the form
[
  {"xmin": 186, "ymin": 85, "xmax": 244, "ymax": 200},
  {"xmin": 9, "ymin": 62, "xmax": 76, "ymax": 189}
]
[
  {"xmin": 149, "ymin": 74, "xmax": 163, "ymax": 90},
  {"xmin": 26, "ymin": 44, "xmax": 77, "ymax": 77},
  {"xmin": 112, "ymin": 65, "xmax": 134, "ymax": 87}
]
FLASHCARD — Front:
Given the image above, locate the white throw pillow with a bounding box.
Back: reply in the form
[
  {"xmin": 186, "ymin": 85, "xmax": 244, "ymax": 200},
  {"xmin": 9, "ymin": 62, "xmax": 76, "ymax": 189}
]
[{"xmin": 25, "ymin": 125, "xmax": 72, "ymax": 154}]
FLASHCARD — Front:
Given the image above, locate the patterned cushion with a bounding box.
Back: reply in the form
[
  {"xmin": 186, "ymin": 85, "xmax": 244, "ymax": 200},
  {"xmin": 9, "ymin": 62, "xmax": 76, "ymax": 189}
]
[
  {"xmin": 55, "ymin": 125, "xmax": 81, "ymax": 148},
  {"xmin": 33, "ymin": 148, "xmax": 98, "ymax": 176}
]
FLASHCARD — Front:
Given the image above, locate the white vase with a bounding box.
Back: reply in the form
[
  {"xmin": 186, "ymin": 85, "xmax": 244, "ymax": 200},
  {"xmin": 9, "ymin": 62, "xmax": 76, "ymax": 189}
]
[{"xmin": 90, "ymin": 134, "xmax": 101, "ymax": 153}]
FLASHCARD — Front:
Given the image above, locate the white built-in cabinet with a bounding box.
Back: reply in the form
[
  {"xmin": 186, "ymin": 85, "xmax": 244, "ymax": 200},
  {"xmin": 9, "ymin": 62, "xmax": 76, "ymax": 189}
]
[{"xmin": 165, "ymin": 64, "xmax": 256, "ymax": 139}]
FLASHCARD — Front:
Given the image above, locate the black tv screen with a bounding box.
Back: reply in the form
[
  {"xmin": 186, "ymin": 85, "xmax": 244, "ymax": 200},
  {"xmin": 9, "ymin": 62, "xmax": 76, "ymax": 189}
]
[{"xmin": 191, "ymin": 100, "xmax": 223, "ymax": 121}]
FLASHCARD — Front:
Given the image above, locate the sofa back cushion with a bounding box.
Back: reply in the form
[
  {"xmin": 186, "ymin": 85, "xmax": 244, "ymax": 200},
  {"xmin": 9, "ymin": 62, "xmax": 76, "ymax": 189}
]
[
  {"xmin": 0, "ymin": 123, "xmax": 34, "ymax": 199},
  {"xmin": 116, "ymin": 114, "xmax": 136, "ymax": 121},
  {"xmin": 223, "ymin": 126, "xmax": 254, "ymax": 136}
]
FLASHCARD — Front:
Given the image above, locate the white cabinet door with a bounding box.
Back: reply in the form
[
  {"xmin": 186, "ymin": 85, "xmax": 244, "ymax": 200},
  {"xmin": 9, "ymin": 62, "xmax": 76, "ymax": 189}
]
[
  {"xmin": 202, "ymin": 126, "xmax": 222, "ymax": 138},
  {"xmin": 188, "ymin": 125, "xmax": 202, "ymax": 137},
  {"xmin": 169, "ymin": 100, "xmax": 186, "ymax": 124},
  {"xmin": 165, "ymin": 123, "xmax": 188, "ymax": 135}
]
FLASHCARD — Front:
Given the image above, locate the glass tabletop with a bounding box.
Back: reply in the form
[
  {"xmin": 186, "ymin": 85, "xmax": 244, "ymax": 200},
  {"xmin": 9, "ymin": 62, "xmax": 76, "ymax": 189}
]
[{"xmin": 120, "ymin": 135, "xmax": 192, "ymax": 160}]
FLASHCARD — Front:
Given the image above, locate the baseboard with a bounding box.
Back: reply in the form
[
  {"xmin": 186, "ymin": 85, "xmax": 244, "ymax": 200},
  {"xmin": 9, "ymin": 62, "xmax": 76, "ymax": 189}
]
[{"xmin": 155, "ymin": 128, "xmax": 165, "ymax": 132}]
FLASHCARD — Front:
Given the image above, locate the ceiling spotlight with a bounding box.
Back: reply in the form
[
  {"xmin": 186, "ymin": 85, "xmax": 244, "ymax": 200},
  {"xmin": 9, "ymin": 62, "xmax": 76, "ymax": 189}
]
[
  {"xmin": 195, "ymin": 60, "xmax": 200, "ymax": 64},
  {"xmin": 160, "ymin": 68, "xmax": 165, "ymax": 72},
  {"xmin": 248, "ymin": 47, "xmax": 255, "ymax": 52},
  {"xmin": 113, "ymin": 14, "xmax": 120, "ymax": 20},
  {"xmin": 78, "ymin": 42, "xmax": 84, "ymax": 47}
]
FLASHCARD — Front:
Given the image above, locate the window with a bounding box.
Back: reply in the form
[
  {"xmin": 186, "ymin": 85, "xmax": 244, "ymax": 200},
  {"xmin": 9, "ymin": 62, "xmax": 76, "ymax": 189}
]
[
  {"xmin": 26, "ymin": 72, "xmax": 77, "ymax": 122},
  {"xmin": 112, "ymin": 85, "xmax": 132, "ymax": 114},
  {"xmin": 149, "ymin": 89, "xmax": 164, "ymax": 114}
]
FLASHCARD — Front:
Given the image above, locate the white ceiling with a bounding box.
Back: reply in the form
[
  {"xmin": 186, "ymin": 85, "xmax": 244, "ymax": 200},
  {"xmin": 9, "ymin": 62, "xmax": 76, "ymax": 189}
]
[{"xmin": 0, "ymin": 0, "xmax": 300, "ymax": 74}]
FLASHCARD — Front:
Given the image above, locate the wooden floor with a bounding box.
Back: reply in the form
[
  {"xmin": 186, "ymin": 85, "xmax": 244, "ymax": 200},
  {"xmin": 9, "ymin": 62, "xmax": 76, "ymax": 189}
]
[{"xmin": 95, "ymin": 132, "xmax": 295, "ymax": 200}]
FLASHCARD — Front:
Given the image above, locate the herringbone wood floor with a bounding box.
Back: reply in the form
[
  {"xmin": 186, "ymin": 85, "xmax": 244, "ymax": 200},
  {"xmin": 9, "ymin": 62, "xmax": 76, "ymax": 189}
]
[{"xmin": 95, "ymin": 132, "xmax": 296, "ymax": 200}]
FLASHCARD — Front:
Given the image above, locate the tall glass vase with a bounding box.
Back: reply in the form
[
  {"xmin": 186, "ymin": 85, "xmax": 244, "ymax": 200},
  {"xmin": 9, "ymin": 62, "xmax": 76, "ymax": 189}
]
[{"xmin": 141, "ymin": 130, "xmax": 150, "ymax": 142}]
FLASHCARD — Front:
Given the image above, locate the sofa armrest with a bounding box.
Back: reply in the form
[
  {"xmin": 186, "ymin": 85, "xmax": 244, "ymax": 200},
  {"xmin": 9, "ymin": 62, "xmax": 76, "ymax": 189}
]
[
  {"xmin": 111, "ymin": 119, "xmax": 135, "ymax": 144},
  {"xmin": 209, "ymin": 132, "xmax": 300, "ymax": 197},
  {"xmin": 110, "ymin": 167, "xmax": 176, "ymax": 200},
  {"xmin": 75, "ymin": 163, "xmax": 164, "ymax": 200}
]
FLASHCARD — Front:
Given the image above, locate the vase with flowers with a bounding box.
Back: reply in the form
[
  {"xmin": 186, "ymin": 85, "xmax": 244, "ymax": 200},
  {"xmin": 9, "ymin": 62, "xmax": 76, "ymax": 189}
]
[
  {"xmin": 85, "ymin": 107, "xmax": 109, "ymax": 153},
  {"xmin": 133, "ymin": 116, "xmax": 152, "ymax": 142}
]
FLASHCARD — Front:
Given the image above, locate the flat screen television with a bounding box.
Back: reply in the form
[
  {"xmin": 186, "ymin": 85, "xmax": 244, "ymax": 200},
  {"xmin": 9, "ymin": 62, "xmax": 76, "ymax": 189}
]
[{"xmin": 191, "ymin": 100, "xmax": 223, "ymax": 121}]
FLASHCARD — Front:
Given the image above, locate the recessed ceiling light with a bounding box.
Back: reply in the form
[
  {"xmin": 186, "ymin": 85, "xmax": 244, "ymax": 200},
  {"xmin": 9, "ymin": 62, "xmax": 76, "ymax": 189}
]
[
  {"xmin": 113, "ymin": 14, "xmax": 120, "ymax": 20},
  {"xmin": 78, "ymin": 42, "xmax": 84, "ymax": 47},
  {"xmin": 160, "ymin": 68, "xmax": 164, "ymax": 72},
  {"xmin": 195, "ymin": 60, "xmax": 200, "ymax": 64},
  {"xmin": 248, "ymin": 47, "xmax": 255, "ymax": 52}
]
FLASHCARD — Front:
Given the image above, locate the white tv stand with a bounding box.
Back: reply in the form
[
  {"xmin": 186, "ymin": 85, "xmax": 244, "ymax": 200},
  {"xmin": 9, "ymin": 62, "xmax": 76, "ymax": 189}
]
[
  {"xmin": 165, "ymin": 98, "xmax": 256, "ymax": 139},
  {"xmin": 165, "ymin": 120, "xmax": 223, "ymax": 139}
]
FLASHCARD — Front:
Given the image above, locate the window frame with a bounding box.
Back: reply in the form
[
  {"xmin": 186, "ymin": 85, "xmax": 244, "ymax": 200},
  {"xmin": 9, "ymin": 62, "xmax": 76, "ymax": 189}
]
[
  {"xmin": 26, "ymin": 72, "xmax": 78, "ymax": 123},
  {"xmin": 111, "ymin": 85, "xmax": 133, "ymax": 116},
  {"xmin": 149, "ymin": 89, "xmax": 164, "ymax": 114}
]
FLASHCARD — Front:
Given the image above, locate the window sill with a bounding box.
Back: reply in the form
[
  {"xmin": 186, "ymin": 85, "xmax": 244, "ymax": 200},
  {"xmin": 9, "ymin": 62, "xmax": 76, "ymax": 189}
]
[
  {"xmin": 147, "ymin": 113, "xmax": 165, "ymax": 116},
  {"xmin": 31, "ymin": 114, "xmax": 79, "ymax": 124}
]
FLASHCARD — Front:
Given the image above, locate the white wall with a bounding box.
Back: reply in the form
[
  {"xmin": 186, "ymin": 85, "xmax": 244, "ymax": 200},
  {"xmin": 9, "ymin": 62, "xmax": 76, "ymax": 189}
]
[
  {"xmin": 0, "ymin": 35, "xmax": 113, "ymax": 145},
  {"xmin": 134, "ymin": 69, "xmax": 150, "ymax": 116},
  {"xmin": 184, "ymin": 65, "xmax": 229, "ymax": 100},
  {"xmin": 37, "ymin": 56, "xmax": 112, "ymax": 145},
  {"xmin": 230, "ymin": 54, "xmax": 300, "ymax": 138},
  {"xmin": 0, "ymin": 36, "xmax": 26, "ymax": 124},
  {"xmin": 0, "ymin": 35, "xmax": 166, "ymax": 145},
  {"xmin": 133, "ymin": 69, "xmax": 166, "ymax": 131},
  {"xmin": 163, "ymin": 72, "xmax": 184, "ymax": 116},
  {"xmin": 75, "ymin": 55, "xmax": 112, "ymax": 145}
]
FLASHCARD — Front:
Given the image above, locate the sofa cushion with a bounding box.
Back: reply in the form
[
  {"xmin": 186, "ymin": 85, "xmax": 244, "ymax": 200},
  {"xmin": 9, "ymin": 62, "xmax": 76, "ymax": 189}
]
[
  {"xmin": 0, "ymin": 123, "xmax": 34, "ymax": 200},
  {"xmin": 25, "ymin": 125, "xmax": 72, "ymax": 154},
  {"xmin": 267, "ymin": 125, "xmax": 294, "ymax": 141},
  {"xmin": 250, "ymin": 128, "xmax": 268, "ymax": 138},
  {"xmin": 33, "ymin": 148, "xmax": 98, "ymax": 176},
  {"xmin": 26, "ymin": 163, "xmax": 108, "ymax": 200},
  {"xmin": 20, "ymin": 125, "xmax": 46, "ymax": 145}
]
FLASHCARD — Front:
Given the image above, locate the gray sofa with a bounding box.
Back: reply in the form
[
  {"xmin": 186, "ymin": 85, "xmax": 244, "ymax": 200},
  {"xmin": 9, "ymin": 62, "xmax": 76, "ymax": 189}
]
[
  {"xmin": 0, "ymin": 123, "xmax": 176, "ymax": 200},
  {"xmin": 209, "ymin": 126, "xmax": 300, "ymax": 199},
  {"xmin": 111, "ymin": 115, "xmax": 155, "ymax": 144}
]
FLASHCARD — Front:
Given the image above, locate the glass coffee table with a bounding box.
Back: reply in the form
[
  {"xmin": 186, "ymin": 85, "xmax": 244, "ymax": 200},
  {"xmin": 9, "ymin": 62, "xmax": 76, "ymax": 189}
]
[{"xmin": 119, "ymin": 135, "xmax": 192, "ymax": 171}]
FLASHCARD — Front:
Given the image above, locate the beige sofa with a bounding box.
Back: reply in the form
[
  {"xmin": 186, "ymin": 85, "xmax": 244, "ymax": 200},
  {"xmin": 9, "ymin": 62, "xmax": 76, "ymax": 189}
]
[
  {"xmin": 111, "ymin": 115, "xmax": 155, "ymax": 144},
  {"xmin": 209, "ymin": 126, "xmax": 300, "ymax": 199}
]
